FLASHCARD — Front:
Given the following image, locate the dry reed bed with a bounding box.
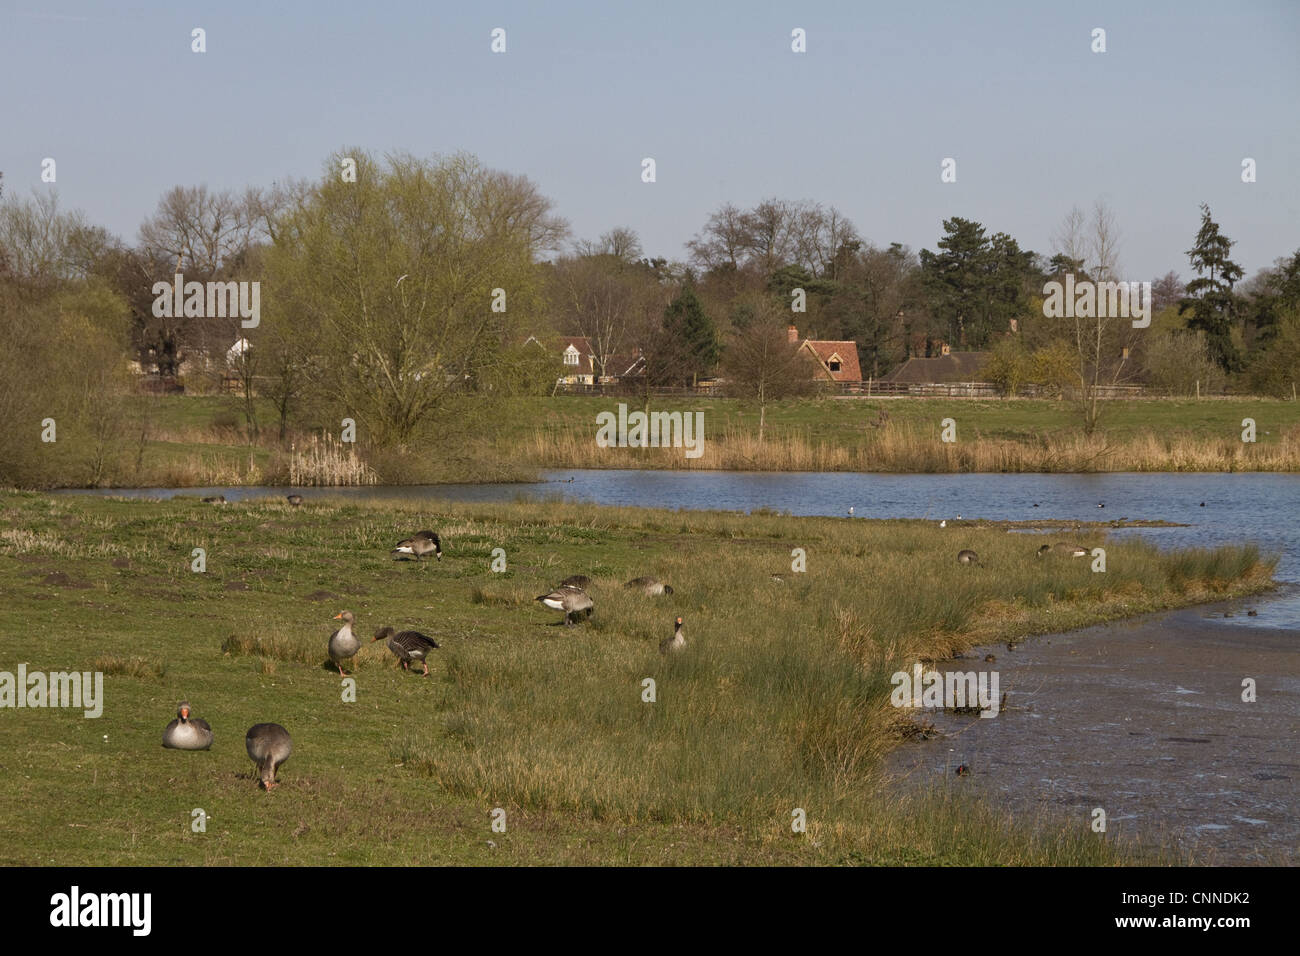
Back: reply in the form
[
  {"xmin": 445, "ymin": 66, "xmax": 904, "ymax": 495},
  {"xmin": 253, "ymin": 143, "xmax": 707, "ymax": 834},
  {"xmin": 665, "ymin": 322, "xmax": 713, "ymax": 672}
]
[{"xmin": 523, "ymin": 423, "xmax": 1300, "ymax": 472}]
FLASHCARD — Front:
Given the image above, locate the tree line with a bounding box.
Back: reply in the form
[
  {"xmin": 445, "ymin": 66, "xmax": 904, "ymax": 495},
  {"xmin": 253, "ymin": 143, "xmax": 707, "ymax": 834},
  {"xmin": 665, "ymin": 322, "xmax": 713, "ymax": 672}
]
[{"xmin": 2, "ymin": 155, "xmax": 1298, "ymax": 485}]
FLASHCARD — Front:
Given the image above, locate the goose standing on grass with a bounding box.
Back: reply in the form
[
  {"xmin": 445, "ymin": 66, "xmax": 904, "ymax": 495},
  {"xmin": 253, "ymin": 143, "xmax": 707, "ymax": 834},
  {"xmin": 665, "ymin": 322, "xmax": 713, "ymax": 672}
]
[
  {"xmin": 558, "ymin": 574, "xmax": 592, "ymax": 589},
  {"xmin": 201, "ymin": 495, "xmax": 226, "ymax": 504},
  {"xmin": 957, "ymin": 549, "xmax": 979, "ymax": 565},
  {"xmin": 372, "ymin": 626, "xmax": 440, "ymax": 676},
  {"xmin": 328, "ymin": 610, "xmax": 361, "ymax": 676},
  {"xmin": 660, "ymin": 617, "xmax": 686, "ymax": 655},
  {"xmin": 535, "ymin": 585, "xmax": 593, "ymax": 626},
  {"xmin": 245, "ymin": 723, "xmax": 292, "ymax": 790},
  {"xmin": 286, "ymin": 494, "xmax": 303, "ymax": 507},
  {"xmin": 162, "ymin": 701, "xmax": 213, "ymax": 750},
  {"xmin": 625, "ymin": 576, "xmax": 674, "ymax": 596},
  {"xmin": 392, "ymin": 530, "xmax": 442, "ymax": 565}
]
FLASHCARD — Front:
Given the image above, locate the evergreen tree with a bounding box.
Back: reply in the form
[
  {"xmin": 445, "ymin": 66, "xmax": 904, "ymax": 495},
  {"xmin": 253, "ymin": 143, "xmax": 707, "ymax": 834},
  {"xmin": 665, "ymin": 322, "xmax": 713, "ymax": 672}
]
[
  {"xmin": 1179, "ymin": 204, "xmax": 1244, "ymax": 371},
  {"xmin": 659, "ymin": 285, "xmax": 720, "ymax": 386}
]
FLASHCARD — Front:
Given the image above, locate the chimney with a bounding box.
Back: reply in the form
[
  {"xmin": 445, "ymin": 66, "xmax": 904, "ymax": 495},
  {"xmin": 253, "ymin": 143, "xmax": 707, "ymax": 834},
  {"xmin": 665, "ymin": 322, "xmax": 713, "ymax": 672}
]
[{"xmin": 788, "ymin": 325, "xmax": 799, "ymax": 344}]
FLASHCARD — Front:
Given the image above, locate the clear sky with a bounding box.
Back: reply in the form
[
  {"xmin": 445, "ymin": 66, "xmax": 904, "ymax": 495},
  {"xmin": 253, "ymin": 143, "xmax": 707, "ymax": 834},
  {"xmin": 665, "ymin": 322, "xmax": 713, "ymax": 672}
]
[{"xmin": 2, "ymin": 0, "xmax": 1297, "ymax": 279}]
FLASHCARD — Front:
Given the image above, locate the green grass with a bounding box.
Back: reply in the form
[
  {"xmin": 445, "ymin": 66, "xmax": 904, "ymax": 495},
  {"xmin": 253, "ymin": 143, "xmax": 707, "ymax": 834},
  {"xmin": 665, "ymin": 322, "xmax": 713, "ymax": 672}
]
[{"xmin": 0, "ymin": 490, "xmax": 1275, "ymax": 865}]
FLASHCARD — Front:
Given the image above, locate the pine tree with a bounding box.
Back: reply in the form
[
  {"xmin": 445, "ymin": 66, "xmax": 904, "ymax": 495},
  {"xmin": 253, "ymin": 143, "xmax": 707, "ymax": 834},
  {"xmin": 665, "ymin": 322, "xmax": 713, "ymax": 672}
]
[
  {"xmin": 1179, "ymin": 204, "xmax": 1244, "ymax": 372},
  {"xmin": 659, "ymin": 286, "xmax": 720, "ymax": 386}
]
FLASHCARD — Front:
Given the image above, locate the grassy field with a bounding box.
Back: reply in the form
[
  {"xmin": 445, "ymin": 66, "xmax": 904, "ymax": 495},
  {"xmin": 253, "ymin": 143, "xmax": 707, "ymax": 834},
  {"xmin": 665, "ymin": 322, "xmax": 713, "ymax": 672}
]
[
  {"xmin": 0, "ymin": 490, "xmax": 1276, "ymax": 865},
  {"xmin": 91, "ymin": 393, "xmax": 1300, "ymax": 487}
]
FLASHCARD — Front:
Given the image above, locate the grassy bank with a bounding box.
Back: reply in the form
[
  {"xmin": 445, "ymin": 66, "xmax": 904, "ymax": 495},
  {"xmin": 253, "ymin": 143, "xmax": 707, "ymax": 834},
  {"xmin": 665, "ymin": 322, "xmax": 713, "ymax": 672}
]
[
  {"xmin": 0, "ymin": 490, "xmax": 1275, "ymax": 864},
  {"xmin": 43, "ymin": 394, "xmax": 1300, "ymax": 488}
]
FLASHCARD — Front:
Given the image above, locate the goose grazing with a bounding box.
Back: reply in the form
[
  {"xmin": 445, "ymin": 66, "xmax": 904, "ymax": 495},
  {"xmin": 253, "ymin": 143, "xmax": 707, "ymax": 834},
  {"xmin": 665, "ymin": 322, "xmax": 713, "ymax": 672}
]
[
  {"xmin": 558, "ymin": 574, "xmax": 592, "ymax": 589},
  {"xmin": 245, "ymin": 723, "xmax": 292, "ymax": 790},
  {"xmin": 535, "ymin": 585, "xmax": 593, "ymax": 626},
  {"xmin": 392, "ymin": 530, "xmax": 442, "ymax": 565},
  {"xmin": 1037, "ymin": 542, "xmax": 1088, "ymax": 558},
  {"xmin": 286, "ymin": 494, "xmax": 303, "ymax": 506},
  {"xmin": 957, "ymin": 549, "xmax": 979, "ymax": 565},
  {"xmin": 660, "ymin": 616, "xmax": 686, "ymax": 655},
  {"xmin": 201, "ymin": 495, "xmax": 226, "ymax": 504},
  {"xmin": 162, "ymin": 701, "xmax": 213, "ymax": 751},
  {"xmin": 372, "ymin": 626, "xmax": 439, "ymax": 676},
  {"xmin": 328, "ymin": 610, "xmax": 361, "ymax": 676},
  {"xmin": 625, "ymin": 576, "xmax": 674, "ymax": 596}
]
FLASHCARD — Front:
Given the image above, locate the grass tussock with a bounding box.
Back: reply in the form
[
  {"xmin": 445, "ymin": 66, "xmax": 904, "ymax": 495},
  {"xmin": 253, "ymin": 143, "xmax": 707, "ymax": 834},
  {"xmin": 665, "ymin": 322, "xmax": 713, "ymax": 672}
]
[{"xmin": 91, "ymin": 655, "xmax": 166, "ymax": 681}]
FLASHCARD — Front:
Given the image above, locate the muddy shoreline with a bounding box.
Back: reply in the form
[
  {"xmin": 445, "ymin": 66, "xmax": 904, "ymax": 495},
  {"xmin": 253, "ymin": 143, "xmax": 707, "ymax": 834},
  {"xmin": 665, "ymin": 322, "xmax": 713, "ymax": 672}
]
[{"xmin": 887, "ymin": 592, "xmax": 1300, "ymax": 865}]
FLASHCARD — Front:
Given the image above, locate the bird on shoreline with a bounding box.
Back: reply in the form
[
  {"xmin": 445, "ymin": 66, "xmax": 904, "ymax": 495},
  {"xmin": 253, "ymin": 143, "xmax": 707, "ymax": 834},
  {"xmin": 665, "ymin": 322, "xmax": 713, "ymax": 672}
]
[
  {"xmin": 392, "ymin": 530, "xmax": 442, "ymax": 565},
  {"xmin": 245, "ymin": 723, "xmax": 292, "ymax": 790},
  {"xmin": 372, "ymin": 626, "xmax": 439, "ymax": 676},
  {"xmin": 957, "ymin": 549, "xmax": 979, "ymax": 565},
  {"xmin": 201, "ymin": 495, "xmax": 226, "ymax": 504},
  {"xmin": 660, "ymin": 616, "xmax": 686, "ymax": 654},
  {"xmin": 536, "ymin": 585, "xmax": 593, "ymax": 626},
  {"xmin": 625, "ymin": 576, "xmax": 674, "ymax": 596},
  {"xmin": 328, "ymin": 610, "xmax": 360, "ymax": 676},
  {"xmin": 162, "ymin": 701, "xmax": 212, "ymax": 751},
  {"xmin": 286, "ymin": 494, "xmax": 303, "ymax": 506},
  {"xmin": 1037, "ymin": 542, "xmax": 1088, "ymax": 558}
]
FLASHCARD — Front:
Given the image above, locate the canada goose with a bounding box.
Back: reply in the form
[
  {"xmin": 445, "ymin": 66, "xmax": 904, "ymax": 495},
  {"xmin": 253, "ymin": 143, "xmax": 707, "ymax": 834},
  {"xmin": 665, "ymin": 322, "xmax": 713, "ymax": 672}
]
[
  {"xmin": 201, "ymin": 495, "xmax": 226, "ymax": 504},
  {"xmin": 1037, "ymin": 542, "xmax": 1088, "ymax": 558},
  {"xmin": 328, "ymin": 611, "xmax": 361, "ymax": 676},
  {"xmin": 372, "ymin": 626, "xmax": 440, "ymax": 676},
  {"xmin": 957, "ymin": 549, "xmax": 979, "ymax": 565},
  {"xmin": 286, "ymin": 494, "xmax": 303, "ymax": 506},
  {"xmin": 392, "ymin": 530, "xmax": 442, "ymax": 564},
  {"xmin": 162, "ymin": 701, "xmax": 213, "ymax": 751},
  {"xmin": 535, "ymin": 585, "xmax": 593, "ymax": 626},
  {"xmin": 245, "ymin": 723, "xmax": 292, "ymax": 790},
  {"xmin": 625, "ymin": 576, "xmax": 674, "ymax": 596},
  {"xmin": 660, "ymin": 616, "xmax": 686, "ymax": 654},
  {"xmin": 558, "ymin": 574, "xmax": 592, "ymax": 589}
]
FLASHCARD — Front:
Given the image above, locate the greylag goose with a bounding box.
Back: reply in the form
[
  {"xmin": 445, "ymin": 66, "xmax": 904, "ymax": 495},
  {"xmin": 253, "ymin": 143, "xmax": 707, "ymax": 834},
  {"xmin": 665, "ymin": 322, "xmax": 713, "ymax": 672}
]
[
  {"xmin": 558, "ymin": 574, "xmax": 592, "ymax": 589},
  {"xmin": 957, "ymin": 549, "xmax": 979, "ymax": 565},
  {"xmin": 372, "ymin": 626, "xmax": 439, "ymax": 676},
  {"xmin": 245, "ymin": 723, "xmax": 292, "ymax": 790},
  {"xmin": 162, "ymin": 701, "xmax": 213, "ymax": 750},
  {"xmin": 286, "ymin": 494, "xmax": 303, "ymax": 506},
  {"xmin": 328, "ymin": 611, "xmax": 361, "ymax": 676},
  {"xmin": 1037, "ymin": 542, "xmax": 1088, "ymax": 558},
  {"xmin": 660, "ymin": 616, "xmax": 686, "ymax": 654},
  {"xmin": 535, "ymin": 585, "xmax": 593, "ymax": 626},
  {"xmin": 625, "ymin": 576, "xmax": 674, "ymax": 596},
  {"xmin": 392, "ymin": 530, "xmax": 442, "ymax": 564},
  {"xmin": 201, "ymin": 495, "xmax": 226, "ymax": 504}
]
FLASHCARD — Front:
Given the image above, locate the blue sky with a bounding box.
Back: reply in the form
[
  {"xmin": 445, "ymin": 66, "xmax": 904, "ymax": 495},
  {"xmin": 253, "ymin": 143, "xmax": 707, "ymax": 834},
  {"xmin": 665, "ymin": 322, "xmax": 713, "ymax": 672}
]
[{"xmin": 2, "ymin": 0, "xmax": 1297, "ymax": 279}]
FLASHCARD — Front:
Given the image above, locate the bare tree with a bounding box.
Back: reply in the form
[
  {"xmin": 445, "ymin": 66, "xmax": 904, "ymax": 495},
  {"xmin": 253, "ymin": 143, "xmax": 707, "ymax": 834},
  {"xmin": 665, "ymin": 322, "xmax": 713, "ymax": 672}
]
[
  {"xmin": 721, "ymin": 305, "xmax": 818, "ymax": 441},
  {"xmin": 1051, "ymin": 200, "xmax": 1141, "ymax": 433}
]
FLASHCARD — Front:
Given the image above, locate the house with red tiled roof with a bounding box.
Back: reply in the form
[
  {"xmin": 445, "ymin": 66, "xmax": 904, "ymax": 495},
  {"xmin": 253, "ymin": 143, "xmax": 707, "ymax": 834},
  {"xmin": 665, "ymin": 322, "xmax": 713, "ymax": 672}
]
[{"xmin": 788, "ymin": 326, "xmax": 863, "ymax": 384}]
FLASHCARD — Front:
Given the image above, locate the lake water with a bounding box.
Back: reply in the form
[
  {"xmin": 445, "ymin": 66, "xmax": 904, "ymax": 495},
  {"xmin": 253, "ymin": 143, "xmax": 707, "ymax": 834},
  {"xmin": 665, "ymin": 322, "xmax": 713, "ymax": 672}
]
[{"xmin": 56, "ymin": 470, "xmax": 1300, "ymax": 627}]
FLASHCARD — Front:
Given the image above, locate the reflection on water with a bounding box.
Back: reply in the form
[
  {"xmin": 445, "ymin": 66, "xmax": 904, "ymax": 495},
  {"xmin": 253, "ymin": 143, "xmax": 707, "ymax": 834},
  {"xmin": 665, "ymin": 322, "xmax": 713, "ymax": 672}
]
[{"xmin": 54, "ymin": 471, "xmax": 1300, "ymax": 626}]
